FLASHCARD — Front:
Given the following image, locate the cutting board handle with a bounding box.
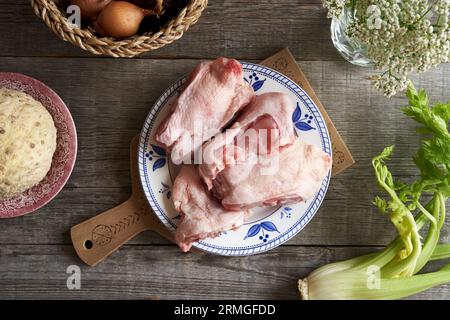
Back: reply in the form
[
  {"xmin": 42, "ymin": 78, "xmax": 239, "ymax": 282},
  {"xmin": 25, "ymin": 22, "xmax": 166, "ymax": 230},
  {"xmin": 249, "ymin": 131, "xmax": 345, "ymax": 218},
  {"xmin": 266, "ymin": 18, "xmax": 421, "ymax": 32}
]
[{"xmin": 71, "ymin": 196, "xmax": 151, "ymax": 267}]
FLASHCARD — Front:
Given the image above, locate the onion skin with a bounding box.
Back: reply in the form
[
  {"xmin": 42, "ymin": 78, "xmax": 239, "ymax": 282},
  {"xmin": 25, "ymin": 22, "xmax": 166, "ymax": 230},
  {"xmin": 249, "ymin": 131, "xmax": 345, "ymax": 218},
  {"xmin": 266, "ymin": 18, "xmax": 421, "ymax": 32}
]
[
  {"xmin": 126, "ymin": 0, "xmax": 164, "ymax": 14},
  {"xmin": 70, "ymin": 0, "xmax": 112, "ymax": 19},
  {"xmin": 94, "ymin": 1, "xmax": 149, "ymax": 38}
]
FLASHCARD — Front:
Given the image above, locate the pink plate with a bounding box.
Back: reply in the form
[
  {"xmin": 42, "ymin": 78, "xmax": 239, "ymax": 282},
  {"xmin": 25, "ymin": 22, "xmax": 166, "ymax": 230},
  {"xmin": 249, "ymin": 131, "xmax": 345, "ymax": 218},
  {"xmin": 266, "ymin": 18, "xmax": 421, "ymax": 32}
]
[{"xmin": 0, "ymin": 73, "xmax": 77, "ymax": 218}]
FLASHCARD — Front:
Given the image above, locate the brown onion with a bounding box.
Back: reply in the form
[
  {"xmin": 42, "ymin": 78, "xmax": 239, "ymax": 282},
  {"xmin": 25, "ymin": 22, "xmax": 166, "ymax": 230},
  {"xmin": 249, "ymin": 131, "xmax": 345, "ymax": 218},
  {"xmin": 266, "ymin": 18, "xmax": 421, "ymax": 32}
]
[
  {"xmin": 70, "ymin": 0, "xmax": 112, "ymax": 19},
  {"xmin": 94, "ymin": 1, "xmax": 158, "ymax": 38}
]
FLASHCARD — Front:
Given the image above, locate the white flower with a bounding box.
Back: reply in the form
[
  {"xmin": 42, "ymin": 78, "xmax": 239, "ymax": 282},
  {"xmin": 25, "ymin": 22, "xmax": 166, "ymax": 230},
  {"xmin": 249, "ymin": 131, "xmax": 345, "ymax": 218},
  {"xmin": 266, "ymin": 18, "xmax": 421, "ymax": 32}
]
[
  {"xmin": 323, "ymin": 0, "xmax": 347, "ymax": 18},
  {"xmin": 323, "ymin": 0, "xmax": 450, "ymax": 97}
]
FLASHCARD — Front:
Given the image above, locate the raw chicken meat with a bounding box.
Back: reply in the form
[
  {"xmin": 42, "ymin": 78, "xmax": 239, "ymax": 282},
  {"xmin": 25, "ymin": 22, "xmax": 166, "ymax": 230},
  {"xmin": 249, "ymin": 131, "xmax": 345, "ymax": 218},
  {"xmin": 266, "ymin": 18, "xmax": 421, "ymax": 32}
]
[
  {"xmin": 212, "ymin": 139, "xmax": 332, "ymax": 211},
  {"xmin": 199, "ymin": 92, "xmax": 297, "ymax": 189},
  {"xmin": 155, "ymin": 57, "xmax": 254, "ymax": 165},
  {"xmin": 172, "ymin": 166, "xmax": 249, "ymax": 252}
]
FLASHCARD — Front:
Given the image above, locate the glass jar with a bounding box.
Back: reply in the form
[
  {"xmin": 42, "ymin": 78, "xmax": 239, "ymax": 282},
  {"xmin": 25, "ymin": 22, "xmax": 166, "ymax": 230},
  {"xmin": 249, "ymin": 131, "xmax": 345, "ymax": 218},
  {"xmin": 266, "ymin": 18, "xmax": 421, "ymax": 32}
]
[{"xmin": 330, "ymin": 7, "xmax": 375, "ymax": 67}]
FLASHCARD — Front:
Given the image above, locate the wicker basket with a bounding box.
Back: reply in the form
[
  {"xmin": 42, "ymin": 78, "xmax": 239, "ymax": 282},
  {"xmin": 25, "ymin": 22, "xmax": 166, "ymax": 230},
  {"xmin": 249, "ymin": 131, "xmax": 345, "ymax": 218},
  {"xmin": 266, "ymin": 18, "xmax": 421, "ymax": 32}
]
[{"xmin": 31, "ymin": 0, "xmax": 208, "ymax": 58}]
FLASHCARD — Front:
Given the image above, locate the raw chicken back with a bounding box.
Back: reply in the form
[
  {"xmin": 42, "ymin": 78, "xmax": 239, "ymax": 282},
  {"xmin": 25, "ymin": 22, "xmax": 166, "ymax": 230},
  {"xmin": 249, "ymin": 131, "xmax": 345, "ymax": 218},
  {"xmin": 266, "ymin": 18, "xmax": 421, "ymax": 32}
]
[
  {"xmin": 155, "ymin": 57, "xmax": 254, "ymax": 165},
  {"xmin": 199, "ymin": 92, "xmax": 297, "ymax": 189},
  {"xmin": 172, "ymin": 166, "xmax": 249, "ymax": 252},
  {"xmin": 212, "ymin": 139, "xmax": 332, "ymax": 210}
]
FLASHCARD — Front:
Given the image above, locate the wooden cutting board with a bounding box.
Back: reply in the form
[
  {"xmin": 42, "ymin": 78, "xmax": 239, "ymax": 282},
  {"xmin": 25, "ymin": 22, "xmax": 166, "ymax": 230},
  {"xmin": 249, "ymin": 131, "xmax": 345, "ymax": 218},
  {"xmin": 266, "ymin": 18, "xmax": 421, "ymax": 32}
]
[
  {"xmin": 71, "ymin": 48, "xmax": 355, "ymax": 267},
  {"xmin": 71, "ymin": 135, "xmax": 176, "ymax": 267}
]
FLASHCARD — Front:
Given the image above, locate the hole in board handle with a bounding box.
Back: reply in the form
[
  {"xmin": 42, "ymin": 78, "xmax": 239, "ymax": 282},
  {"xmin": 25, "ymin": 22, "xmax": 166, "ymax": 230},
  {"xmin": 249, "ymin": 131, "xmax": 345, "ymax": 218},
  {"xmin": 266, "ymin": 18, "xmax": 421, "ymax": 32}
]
[{"xmin": 84, "ymin": 240, "xmax": 93, "ymax": 250}]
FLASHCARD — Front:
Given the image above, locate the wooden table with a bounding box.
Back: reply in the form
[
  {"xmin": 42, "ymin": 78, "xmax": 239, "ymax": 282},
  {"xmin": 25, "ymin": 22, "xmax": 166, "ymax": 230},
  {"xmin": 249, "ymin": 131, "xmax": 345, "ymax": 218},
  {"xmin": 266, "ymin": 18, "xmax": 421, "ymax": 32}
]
[{"xmin": 0, "ymin": 0, "xmax": 449, "ymax": 300}]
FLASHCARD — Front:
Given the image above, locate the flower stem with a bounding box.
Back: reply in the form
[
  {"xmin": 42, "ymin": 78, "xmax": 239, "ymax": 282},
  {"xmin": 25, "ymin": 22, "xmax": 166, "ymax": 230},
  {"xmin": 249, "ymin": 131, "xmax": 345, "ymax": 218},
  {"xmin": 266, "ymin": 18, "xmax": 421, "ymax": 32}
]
[{"xmin": 415, "ymin": 1, "xmax": 438, "ymax": 25}]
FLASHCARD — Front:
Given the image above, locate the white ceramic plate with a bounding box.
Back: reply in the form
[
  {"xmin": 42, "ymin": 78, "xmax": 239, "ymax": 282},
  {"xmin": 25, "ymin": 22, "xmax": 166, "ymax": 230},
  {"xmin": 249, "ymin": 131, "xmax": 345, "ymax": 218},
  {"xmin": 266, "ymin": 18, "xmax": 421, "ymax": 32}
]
[{"xmin": 138, "ymin": 62, "xmax": 332, "ymax": 256}]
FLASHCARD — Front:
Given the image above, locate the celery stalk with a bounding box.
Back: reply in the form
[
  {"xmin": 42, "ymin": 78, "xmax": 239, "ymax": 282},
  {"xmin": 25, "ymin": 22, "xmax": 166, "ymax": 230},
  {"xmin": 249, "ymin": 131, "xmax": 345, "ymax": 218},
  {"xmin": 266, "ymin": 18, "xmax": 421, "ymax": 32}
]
[
  {"xmin": 413, "ymin": 194, "xmax": 441, "ymax": 274},
  {"xmin": 300, "ymin": 268, "xmax": 450, "ymax": 300},
  {"xmin": 312, "ymin": 208, "xmax": 434, "ymax": 280},
  {"xmin": 299, "ymin": 85, "xmax": 450, "ymax": 300},
  {"xmin": 430, "ymin": 244, "xmax": 450, "ymax": 261}
]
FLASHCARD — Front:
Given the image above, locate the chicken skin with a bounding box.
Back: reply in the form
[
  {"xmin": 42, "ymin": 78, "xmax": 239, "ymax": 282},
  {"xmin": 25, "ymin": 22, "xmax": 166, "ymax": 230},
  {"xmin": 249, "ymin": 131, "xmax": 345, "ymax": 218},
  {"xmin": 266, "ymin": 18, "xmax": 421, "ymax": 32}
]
[
  {"xmin": 199, "ymin": 92, "xmax": 297, "ymax": 189},
  {"xmin": 212, "ymin": 139, "xmax": 332, "ymax": 211},
  {"xmin": 155, "ymin": 58, "xmax": 254, "ymax": 164},
  {"xmin": 172, "ymin": 166, "xmax": 249, "ymax": 252}
]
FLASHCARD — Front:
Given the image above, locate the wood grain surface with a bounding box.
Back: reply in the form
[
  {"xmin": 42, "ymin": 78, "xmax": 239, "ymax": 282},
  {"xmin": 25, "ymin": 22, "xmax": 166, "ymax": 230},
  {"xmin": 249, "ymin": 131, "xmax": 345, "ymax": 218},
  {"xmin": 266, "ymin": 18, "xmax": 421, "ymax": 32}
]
[{"xmin": 0, "ymin": 0, "xmax": 449, "ymax": 300}]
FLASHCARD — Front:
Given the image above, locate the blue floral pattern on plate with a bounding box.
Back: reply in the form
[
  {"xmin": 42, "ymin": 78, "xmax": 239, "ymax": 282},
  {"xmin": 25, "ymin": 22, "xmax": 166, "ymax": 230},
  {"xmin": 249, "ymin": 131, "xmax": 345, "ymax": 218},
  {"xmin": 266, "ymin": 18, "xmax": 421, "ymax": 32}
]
[
  {"xmin": 280, "ymin": 207, "xmax": 293, "ymax": 219},
  {"xmin": 244, "ymin": 221, "xmax": 280, "ymax": 243},
  {"xmin": 245, "ymin": 72, "xmax": 267, "ymax": 92},
  {"xmin": 158, "ymin": 182, "xmax": 171, "ymax": 199},
  {"xmin": 292, "ymin": 102, "xmax": 315, "ymax": 131},
  {"xmin": 145, "ymin": 144, "xmax": 167, "ymax": 171}
]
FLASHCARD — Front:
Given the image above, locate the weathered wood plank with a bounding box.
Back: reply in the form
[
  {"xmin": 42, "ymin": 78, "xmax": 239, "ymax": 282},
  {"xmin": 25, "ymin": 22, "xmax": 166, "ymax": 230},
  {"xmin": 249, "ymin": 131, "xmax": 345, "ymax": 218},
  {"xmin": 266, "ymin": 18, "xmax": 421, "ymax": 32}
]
[
  {"xmin": 1, "ymin": 0, "xmax": 449, "ymax": 301},
  {"xmin": 0, "ymin": 187, "xmax": 408, "ymax": 246},
  {"xmin": 1, "ymin": 184, "xmax": 448, "ymax": 247},
  {"xmin": 0, "ymin": 0, "xmax": 339, "ymax": 60},
  {"xmin": 0, "ymin": 245, "xmax": 448, "ymax": 300},
  {"xmin": 0, "ymin": 57, "xmax": 449, "ymax": 248},
  {"xmin": 0, "ymin": 57, "xmax": 447, "ymax": 164}
]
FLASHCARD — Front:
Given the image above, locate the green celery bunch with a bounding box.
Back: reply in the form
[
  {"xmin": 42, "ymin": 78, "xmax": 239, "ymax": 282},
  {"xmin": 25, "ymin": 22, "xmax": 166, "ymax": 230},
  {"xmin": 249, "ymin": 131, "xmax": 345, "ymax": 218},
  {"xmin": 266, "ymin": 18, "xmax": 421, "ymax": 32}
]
[{"xmin": 298, "ymin": 83, "xmax": 450, "ymax": 300}]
